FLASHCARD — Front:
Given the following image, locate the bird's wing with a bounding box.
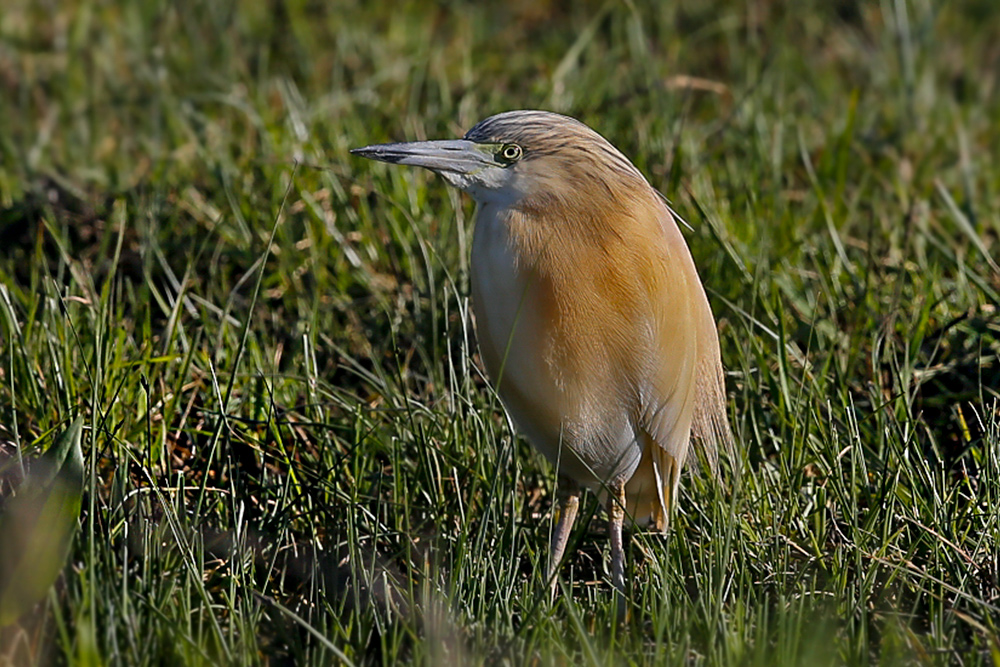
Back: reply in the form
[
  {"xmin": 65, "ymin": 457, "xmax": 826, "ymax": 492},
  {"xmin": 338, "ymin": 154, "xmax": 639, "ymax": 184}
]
[{"xmin": 634, "ymin": 200, "xmax": 733, "ymax": 529}]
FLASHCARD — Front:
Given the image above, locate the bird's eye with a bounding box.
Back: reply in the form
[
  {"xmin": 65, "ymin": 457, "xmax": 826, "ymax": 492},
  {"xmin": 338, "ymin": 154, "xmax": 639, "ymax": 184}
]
[{"xmin": 499, "ymin": 144, "xmax": 522, "ymax": 163}]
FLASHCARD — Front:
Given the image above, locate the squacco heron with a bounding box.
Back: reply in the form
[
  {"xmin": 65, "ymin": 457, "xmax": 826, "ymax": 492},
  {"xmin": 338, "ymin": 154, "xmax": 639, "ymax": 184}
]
[{"xmin": 353, "ymin": 110, "xmax": 733, "ymax": 596}]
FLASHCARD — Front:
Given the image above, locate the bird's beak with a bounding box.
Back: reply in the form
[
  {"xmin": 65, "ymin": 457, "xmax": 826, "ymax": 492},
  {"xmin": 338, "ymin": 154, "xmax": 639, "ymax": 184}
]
[{"xmin": 351, "ymin": 140, "xmax": 491, "ymax": 175}]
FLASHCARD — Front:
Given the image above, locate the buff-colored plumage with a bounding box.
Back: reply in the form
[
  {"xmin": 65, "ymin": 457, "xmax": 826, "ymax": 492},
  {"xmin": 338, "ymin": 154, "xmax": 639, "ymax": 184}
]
[{"xmin": 353, "ymin": 110, "xmax": 734, "ymax": 601}]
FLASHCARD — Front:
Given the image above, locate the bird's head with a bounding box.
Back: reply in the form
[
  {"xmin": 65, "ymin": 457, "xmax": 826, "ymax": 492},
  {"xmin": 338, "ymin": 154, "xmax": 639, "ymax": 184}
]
[{"xmin": 351, "ymin": 110, "xmax": 648, "ymax": 208}]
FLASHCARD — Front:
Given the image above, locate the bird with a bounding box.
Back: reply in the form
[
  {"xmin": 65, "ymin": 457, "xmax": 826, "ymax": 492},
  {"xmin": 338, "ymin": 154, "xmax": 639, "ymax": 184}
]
[{"xmin": 352, "ymin": 110, "xmax": 734, "ymax": 600}]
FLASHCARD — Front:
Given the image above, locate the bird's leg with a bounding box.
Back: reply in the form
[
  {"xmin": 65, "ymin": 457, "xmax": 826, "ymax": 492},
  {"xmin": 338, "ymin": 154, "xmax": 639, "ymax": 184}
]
[
  {"xmin": 547, "ymin": 476, "xmax": 580, "ymax": 599},
  {"xmin": 607, "ymin": 480, "xmax": 627, "ymax": 616}
]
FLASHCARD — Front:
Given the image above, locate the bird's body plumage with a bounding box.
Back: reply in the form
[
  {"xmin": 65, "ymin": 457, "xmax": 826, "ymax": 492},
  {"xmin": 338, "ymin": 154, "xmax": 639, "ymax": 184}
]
[
  {"xmin": 468, "ymin": 115, "xmax": 727, "ymax": 527},
  {"xmin": 352, "ymin": 110, "xmax": 733, "ymax": 597}
]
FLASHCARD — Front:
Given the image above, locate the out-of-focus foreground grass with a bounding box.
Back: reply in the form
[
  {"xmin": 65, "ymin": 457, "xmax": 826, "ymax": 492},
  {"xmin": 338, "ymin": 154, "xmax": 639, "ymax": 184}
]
[{"xmin": 1, "ymin": 1, "xmax": 999, "ymax": 664}]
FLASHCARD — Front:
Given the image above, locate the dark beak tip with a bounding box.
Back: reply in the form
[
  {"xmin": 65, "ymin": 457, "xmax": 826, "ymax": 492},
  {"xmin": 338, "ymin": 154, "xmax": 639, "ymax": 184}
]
[{"xmin": 351, "ymin": 145, "xmax": 399, "ymax": 163}]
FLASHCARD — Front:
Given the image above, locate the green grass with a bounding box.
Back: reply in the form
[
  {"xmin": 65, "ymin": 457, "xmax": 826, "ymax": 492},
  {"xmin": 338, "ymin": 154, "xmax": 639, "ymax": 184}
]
[{"xmin": 1, "ymin": 0, "xmax": 999, "ymax": 664}]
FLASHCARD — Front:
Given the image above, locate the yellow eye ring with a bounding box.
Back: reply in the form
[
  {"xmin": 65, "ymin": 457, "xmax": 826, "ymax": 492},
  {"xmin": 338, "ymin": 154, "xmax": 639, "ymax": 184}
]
[{"xmin": 500, "ymin": 144, "xmax": 522, "ymax": 162}]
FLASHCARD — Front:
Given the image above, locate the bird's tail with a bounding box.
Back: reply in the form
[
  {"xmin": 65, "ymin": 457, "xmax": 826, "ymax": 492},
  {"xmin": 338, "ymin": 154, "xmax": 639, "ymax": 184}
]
[
  {"xmin": 690, "ymin": 314, "xmax": 735, "ymax": 476},
  {"xmin": 622, "ymin": 432, "xmax": 682, "ymax": 533}
]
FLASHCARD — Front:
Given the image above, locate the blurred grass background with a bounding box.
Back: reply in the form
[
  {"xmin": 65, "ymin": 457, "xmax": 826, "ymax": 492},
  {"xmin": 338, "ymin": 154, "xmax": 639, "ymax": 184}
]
[{"xmin": 1, "ymin": 0, "xmax": 999, "ymax": 664}]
